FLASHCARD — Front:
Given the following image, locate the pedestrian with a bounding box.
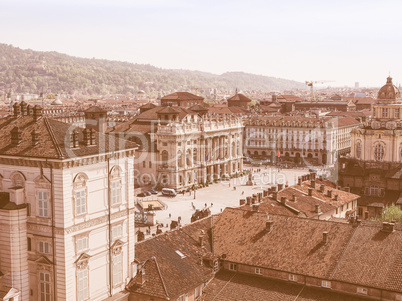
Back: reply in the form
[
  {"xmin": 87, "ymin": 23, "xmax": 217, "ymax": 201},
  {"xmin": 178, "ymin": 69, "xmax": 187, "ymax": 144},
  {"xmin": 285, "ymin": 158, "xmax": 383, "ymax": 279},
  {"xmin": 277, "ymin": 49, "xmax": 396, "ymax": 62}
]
[{"xmin": 242, "ymin": 191, "xmax": 244, "ymax": 195}]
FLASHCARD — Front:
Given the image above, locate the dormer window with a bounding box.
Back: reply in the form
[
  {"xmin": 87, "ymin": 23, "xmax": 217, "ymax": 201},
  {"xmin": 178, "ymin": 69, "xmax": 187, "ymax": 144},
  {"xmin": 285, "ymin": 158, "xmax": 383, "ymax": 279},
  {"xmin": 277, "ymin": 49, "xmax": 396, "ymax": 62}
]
[{"xmin": 321, "ymin": 280, "xmax": 331, "ymax": 288}]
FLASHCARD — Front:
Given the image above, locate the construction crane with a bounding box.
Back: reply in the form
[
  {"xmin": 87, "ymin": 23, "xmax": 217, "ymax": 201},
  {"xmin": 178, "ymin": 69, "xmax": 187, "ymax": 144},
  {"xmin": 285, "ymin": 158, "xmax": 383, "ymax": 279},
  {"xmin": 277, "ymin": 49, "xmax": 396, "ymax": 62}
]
[{"xmin": 305, "ymin": 80, "xmax": 334, "ymax": 101}]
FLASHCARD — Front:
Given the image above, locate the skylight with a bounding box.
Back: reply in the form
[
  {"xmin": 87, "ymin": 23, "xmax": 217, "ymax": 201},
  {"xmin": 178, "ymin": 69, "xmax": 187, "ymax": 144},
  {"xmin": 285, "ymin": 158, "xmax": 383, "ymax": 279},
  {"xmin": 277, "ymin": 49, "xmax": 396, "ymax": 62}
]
[{"xmin": 175, "ymin": 250, "xmax": 186, "ymax": 259}]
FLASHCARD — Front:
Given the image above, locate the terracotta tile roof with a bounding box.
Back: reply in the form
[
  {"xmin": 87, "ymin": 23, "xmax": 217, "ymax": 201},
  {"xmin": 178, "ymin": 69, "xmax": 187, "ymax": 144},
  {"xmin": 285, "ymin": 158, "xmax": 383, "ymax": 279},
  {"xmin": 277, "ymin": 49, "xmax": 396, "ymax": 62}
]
[
  {"xmin": 201, "ymin": 271, "xmax": 367, "ymax": 301},
  {"xmin": 130, "ymin": 217, "xmax": 215, "ymax": 299},
  {"xmin": 331, "ymin": 222, "xmax": 402, "ymax": 292},
  {"xmin": 0, "ymin": 116, "xmax": 137, "ymax": 159},
  {"xmin": 129, "ymin": 257, "xmax": 169, "ymax": 299},
  {"xmin": 84, "ymin": 105, "xmax": 107, "ymax": 113},
  {"xmin": 161, "ymin": 92, "xmax": 204, "ymax": 101},
  {"xmin": 227, "ymin": 93, "xmax": 252, "ymax": 102},
  {"xmin": 207, "ymin": 106, "xmax": 247, "ymax": 115},
  {"xmin": 213, "ymin": 208, "xmax": 356, "ymax": 279}
]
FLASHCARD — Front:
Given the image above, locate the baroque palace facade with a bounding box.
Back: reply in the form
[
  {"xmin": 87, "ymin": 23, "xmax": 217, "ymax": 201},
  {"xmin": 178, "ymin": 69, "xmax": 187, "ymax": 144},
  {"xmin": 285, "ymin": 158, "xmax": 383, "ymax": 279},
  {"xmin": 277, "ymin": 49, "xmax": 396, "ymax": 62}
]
[
  {"xmin": 0, "ymin": 103, "xmax": 137, "ymax": 301},
  {"xmin": 244, "ymin": 115, "xmax": 360, "ymax": 166},
  {"xmin": 110, "ymin": 92, "xmax": 244, "ymax": 190},
  {"xmin": 340, "ymin": 77, "xmax": 402, "ymax": 218}
]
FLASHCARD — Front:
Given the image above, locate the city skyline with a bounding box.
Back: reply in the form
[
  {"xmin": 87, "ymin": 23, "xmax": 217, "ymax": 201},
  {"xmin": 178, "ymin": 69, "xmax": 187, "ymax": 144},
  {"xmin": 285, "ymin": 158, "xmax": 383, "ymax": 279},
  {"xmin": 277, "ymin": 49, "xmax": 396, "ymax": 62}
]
[{"xmin": 2, "ymin": 0, "xmax": 402, "ymax": 88}]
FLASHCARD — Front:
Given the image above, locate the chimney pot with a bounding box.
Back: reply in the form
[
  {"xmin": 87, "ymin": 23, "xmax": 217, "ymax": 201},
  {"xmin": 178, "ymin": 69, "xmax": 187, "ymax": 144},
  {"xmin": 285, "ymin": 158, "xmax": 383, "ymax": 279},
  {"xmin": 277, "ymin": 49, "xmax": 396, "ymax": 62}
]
[
  {"xmin": 308, "ymin": 187, "xmax": 313, "ymax": 196},
  {"xmin": 292, "ymin": 194, "xmax": 297, "ymax": 202},
  {"xmin": 278, "ymin": 184, "xmax": 283, "ymax": 191},
  {"xmin": 297, "ymin": 177, "xmax": 302, "ymax": 185},
  {"xmin": 320, "ymin": 184, "xmax": 325, "ymax": 193},
  {"xmin": 322, "ymin": 231, "xmax": 328, "ymax": 244},
  {"xmin": 315, "ymin": 204, "xmax": 321, "ymax": 213},
  {"xmin": 199, "ymin": 235, "xmax": 204, "ymax": 247},
  {"xmin": 311, "ymin": 179, "xmax": 316, "ymax": 188},
  {"xmin": 334, "ymin": 194, "xmax": 339, "ymax": 201},
  {"xmin": 272, "ymin": 192, "xmax": 278, "ymax": 201},
  {"xmin": 266, "ymin": 221, "xmax": 274, "ymax": 232},
  {"xmin": 327, "ymin": 190, "xmax": 333, "ymax": 198},
  {"xmin": 281, "ymin": 196, "xmax": 286, "ymax": 204},
  {"xmin": 252, "ymin": 204, "xmax": 259, "ymax": 212},
  {"xmin": 11, "ymin": 127, "xmax": 22, "ymax": 145},
  {"xmin": 31, "ymin": 130, "xmax": 39, "ymax": 146},
  {"xmin": 311, "ymin": 172, "xmax": 316, "ymax": 180}
]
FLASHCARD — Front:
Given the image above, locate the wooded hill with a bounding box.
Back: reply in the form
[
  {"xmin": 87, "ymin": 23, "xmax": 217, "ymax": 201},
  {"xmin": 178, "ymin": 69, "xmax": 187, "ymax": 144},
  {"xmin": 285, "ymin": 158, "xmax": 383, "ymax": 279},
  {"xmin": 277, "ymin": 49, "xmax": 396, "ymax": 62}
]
[{"xmin": 0, "ymin": 43, "xmax": 305, "ymax": 97}]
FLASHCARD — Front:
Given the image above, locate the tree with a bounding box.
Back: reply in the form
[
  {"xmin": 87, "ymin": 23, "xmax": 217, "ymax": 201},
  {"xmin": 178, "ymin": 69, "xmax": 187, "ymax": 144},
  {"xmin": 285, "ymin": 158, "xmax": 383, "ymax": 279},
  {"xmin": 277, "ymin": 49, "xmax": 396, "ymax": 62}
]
[{"xmin": 371, "ymin": 204, "xmax": 402, "ymax": 223}]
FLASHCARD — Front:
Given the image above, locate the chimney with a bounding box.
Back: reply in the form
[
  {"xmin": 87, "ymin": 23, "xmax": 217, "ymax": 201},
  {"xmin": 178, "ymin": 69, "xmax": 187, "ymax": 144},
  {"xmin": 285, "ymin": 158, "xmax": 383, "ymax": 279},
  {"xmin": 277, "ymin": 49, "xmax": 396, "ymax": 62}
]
[
  {"xmin": 334, "ymin": 194, "xmax": 339, "ymax": 201},
  {"xmin": 20, "ymin": 102, "xmax": 28, "ymax": 116},
  {"xmin": 278, "ymin": 184, "xmax": 283, "ymax": 191},
  {"xmin": 364, "ymin": 211, "xmax": 369, "ymax": 220},
  {"xmin": 199, "ymin": 235, "xmax": 204, "ymax": 247},
  {"xmin": 327, "ymin": 190, "xmax": 333, "ymax": 198},
  {"xmin": 315, "ymin": 204, "xmax": 321, "ymax": 214},
  {"xmin": 381, "ymin": 222, "xmax": 395, "ymax": 233},
  {"xmin": 292, "ymin": 194, "xmax": 297, "ymax": 202},
  {"xmin": 297, "ymin": 177, "xmax": 302, "ymax": 186},
  {"xmin": 31, "ymin": 130, "xmax": 39, "ymax": 146},
  {"xmin": 343, "ymin": 187, "xmax": 351, "ymax": 192},
  {"xmin": 13, "ymin": 103, "xmax": 21, "ymax": 117},
  {"xmin": 281, "ymin": 196, "xmax": 286, "ymax": 204},
  {"xmin": 322, "ymin": 231, "xmax": 328, "ymax": 244},
  {"xmin": 135, "ymin": 268, "xmax": 146, "ymax": 286},
  {"xmin": 311, "ymin": 179, "xmax": 316, "ymax": 188},
  {"xmin": 84, "ymin": 106, "xmax": 107, "ymax": 134},
  {"xmin": 272, "ymin": 191, "xmax": 278, "ymax": 201},
  {"xmin": 252, "ymin": 204, "xmax": 259, "ymax": 212},
  {"xmin": 11, "ymin": 127, "xmax": 22, "ymax": 145},
  {"xmin": 311, "ymin": 172, "xmax": 316, "ymax": 180},
  {"xmin": 320, "ymin": 184, "xmax": 325, "ymax": 193},
  {"xmin": 71, "ymin": 130, "xmax": 79, "ymax": 148},
  {"xmin": 33, "ymin": 105, "xmax": 43, "ymax": 121},
  {"xmin": 308, "ymin": 187, "xmax": 313, "ymax": 196},
  {"xmin": 83, "ymin": 128, "xmax": 91, "ymax": 146},
  {"xmin": 27, "ymin": 105, "xmax": 33, "ymax": 116},
  {"xmin": 239, "ymin": 199, "xmax": 246, "ymax": 206},
  {"xmin": 266, "ymin": 220, "xmax": 274, "ymax": 232}
]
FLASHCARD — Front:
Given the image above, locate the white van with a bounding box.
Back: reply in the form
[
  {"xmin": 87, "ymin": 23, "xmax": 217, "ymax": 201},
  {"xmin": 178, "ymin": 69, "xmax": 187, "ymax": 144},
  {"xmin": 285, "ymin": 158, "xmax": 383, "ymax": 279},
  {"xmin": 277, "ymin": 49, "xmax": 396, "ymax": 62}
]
[{"xmin": 162, "ymin": 188, "xmax": 177, "ymax": 197}]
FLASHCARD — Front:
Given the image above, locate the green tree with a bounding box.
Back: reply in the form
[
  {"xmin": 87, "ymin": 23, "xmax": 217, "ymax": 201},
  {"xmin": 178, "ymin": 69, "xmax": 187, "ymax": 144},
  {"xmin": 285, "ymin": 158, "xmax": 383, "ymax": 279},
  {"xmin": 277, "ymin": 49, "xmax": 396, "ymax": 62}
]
[{"xmin": 371, "ymin": 204, "xmax": 402, "ymax": 223}]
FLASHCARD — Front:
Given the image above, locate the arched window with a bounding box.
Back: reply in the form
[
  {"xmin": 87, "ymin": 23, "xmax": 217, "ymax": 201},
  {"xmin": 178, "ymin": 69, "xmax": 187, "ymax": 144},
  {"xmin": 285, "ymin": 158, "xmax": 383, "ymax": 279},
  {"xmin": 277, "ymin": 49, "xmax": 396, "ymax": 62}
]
[
  {"xmin": 374, "ymin": 143, "xmax": 385, "ymax": 162},
  {"xmin": 177, "ymin": 151, "xmax": 183, "ymax": 167},
  {"xmin": 11, "ymin": 171, "xmax": 25, "ymax": 188},
  {"xmin": 356, "ymin": 141, "xmax": 362, "ymax": 159},
  {"xmin": 73, "ymin": 173, "xmax": 88, "ymax": 216},
  {"xmin": 193, "ymin": 148, "xmax": 198, "ymax": 165},
  {"xmin": 186, "ymin": 149, "xmax": 192, "ymax": 167},
  {"xmin": 110, "ymin": 166, "xmax": 122, "ymax": 205},
  {"xmin": 161, "ymin": 151, "xmax": 168, "ymax": 166}
]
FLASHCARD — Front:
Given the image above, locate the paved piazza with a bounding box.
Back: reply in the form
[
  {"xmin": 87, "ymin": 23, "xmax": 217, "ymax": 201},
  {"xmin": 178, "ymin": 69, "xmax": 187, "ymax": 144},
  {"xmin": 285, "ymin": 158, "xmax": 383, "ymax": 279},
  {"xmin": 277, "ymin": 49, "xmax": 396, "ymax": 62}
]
[{"xmin": 137, "ymin": 166, "xmax": 310, "ymax": 236}]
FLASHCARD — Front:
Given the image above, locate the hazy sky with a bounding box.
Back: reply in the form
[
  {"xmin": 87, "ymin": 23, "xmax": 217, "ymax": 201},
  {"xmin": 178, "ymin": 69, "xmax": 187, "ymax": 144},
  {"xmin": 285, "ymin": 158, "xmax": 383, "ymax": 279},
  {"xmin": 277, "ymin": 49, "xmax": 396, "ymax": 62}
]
[{"xmin": 2, "ymin": 0, "xmax": 402, "ymax": 87}]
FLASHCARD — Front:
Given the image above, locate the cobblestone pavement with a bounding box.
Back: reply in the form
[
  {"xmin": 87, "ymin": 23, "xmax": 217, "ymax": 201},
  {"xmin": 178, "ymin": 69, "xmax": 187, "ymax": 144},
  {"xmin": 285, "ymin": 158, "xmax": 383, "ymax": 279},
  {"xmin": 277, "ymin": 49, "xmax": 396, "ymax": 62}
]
[{"xmin": 137, "ymin": 166, "xmax": 310, "ymax": 236}]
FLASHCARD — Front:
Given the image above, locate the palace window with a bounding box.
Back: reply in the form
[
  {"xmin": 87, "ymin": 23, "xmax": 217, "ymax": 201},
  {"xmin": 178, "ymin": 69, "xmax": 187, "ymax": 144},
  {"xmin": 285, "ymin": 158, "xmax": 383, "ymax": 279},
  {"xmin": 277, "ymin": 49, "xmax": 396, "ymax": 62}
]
[
  {"xmin": 177, "ymin": 294, "xmax": 188, "ymax": 301},
  {"xmin": 39, "ymin": 271, "xmax": 51, "ymax": 301},
  {"xmin": 113, "ymin": 252, "xmax": 123, "ymax": 286},
  {"xmin": 77, "ymin": 268, "xmax": 89, "ymax": 301},
  {"xmin": 289, "ymin": 274, "xmax": 297, "ymax": 282},
  {"xmin": 38, "ymin": 241, "xmax": 50, "ymax": 254},
  {"xmin": 38, "ymin": 191, "xmax": 49, "ymax": 218},
  {"xmin": 75, "ymin": 189, "xmax": 87, "ymax": 216},
  {"xmin": 356, "ymin": 142, "xmax": 362, "ymax": 159},
  {"xmin": 374, "ymin": 144, "xmax": 385, "ymax": 161},
  {"xmin": 73, "ymin": 174, "xmax": 88, "ymax": 216},
  {"xmin": 76, "ymin": 236, "xmax": 89, "ymax": 254},
  {"xmin": 112, "ymin": 224, "xmax": 123, "ymax": 240},
  {"xmin": 162, "ymin": 151, "xmax": 169, "ymax": 165},
  {"xmin": 111, "ymin": 180, "xmax": 121, "ymax": 205},
  {"xmin": 255, "ymin": 268, "xmax": 262, "ymax": 275},
  {"xmin": 382, "ymin": 108, "xmax": 389, "ymax": 118},
  {"xmin": 395, "ymin": 108, "xmax": 400, "ymax": 118},
  {"xmin": 357, "ymin": 287, "xmax": 368, "ymax": 295}
]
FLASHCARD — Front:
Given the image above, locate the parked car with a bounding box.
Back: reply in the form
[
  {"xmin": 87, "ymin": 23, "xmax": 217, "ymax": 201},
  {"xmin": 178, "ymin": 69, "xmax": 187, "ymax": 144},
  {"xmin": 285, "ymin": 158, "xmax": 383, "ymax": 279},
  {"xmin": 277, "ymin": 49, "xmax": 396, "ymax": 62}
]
[
  {"xmin": 148, "ymin": 189, "xmax": 158, "ymax": 194},
  {"xmin": 137, "ymin": 192, "xmax": 146, "ymax": 197},
  {"xmin": 162, "ymin": 188, "xmax": 177, "ymax": 197},
  {"xmin": 144, "ymin": 191, "xmax": 151, "ymax": 196}
]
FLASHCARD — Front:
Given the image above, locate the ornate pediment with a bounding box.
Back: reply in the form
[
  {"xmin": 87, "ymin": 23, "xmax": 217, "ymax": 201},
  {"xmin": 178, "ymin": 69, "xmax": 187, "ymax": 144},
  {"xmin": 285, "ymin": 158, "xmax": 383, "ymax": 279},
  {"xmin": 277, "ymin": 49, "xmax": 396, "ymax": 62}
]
[
  {"xmin": 111, "ymin": 239, "xmax": 124, "ymax": 256},
  {"xmin": 75, "ymin": 253, "xmax": 91, "ymax": 270}
]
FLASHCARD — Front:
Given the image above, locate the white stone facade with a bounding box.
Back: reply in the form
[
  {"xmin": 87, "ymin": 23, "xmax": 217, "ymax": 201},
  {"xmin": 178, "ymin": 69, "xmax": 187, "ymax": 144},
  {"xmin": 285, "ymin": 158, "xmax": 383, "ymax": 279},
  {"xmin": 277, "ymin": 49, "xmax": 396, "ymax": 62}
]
[{"xmin": 0, "ymin": 153, "xmax": 136, "ymax": 301}]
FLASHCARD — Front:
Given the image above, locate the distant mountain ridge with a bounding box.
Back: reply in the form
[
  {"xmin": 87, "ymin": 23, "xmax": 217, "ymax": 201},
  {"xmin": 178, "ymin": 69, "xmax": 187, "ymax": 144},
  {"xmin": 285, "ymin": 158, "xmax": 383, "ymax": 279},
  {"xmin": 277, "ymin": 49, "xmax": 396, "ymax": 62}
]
[{"xmin": 0, "ymin": 43, "xmax": 305, "ymax": 97}]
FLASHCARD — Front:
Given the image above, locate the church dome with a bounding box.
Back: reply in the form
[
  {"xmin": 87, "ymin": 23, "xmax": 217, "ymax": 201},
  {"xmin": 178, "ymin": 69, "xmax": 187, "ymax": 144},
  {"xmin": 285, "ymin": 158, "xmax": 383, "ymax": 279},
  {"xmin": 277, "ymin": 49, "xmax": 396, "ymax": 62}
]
[{"xmin": 377, "ymin": 76, "xmax": 401, "ymax": 100}]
